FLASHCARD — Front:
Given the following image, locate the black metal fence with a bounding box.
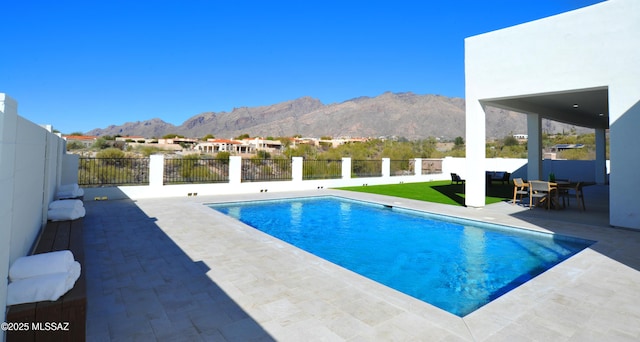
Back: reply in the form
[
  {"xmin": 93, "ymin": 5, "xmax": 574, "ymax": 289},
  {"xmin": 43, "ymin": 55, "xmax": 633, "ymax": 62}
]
[
  {"xmin": 351, "ymin": 160, "xmax": 382, "ymax": 178},
  {"xmin": 303, "ymin": 159, "xmax": 343, "ymax": 180},
  {"xmin": 78, "ymin": 157, "xmax": 150, "ymax": 186},
  {"xmin": 78, "ymin": 156, "xmax": 440, "ymax": 187},
  {"xmin": 164, "ymin": 158, "xmax": 229, "ymax": 184},
  {"xmin": 242, "ymin": 158, "xmax": 292, "ymax": 182},
  {"xmin": 390, "ymin": 159, "xmax": 414, "ymax": 176}
]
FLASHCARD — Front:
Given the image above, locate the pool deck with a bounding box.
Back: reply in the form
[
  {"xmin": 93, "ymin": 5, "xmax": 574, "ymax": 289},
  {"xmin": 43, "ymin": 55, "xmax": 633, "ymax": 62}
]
[{"xmin": 84, "ymin": 185, "xmax": 640, "ymax": 341}]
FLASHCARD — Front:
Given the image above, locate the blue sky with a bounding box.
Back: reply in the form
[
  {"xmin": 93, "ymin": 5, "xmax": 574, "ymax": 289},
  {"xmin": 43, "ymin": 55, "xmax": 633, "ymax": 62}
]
[{"xmin": 2, "ymin": 0, "xmax": 605, "ymax": 134}]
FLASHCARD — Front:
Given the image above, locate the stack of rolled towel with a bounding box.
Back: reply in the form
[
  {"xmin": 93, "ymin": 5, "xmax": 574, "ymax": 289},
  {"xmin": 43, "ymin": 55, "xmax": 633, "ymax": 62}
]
[
  {"xmin": 6, "ymin": 250, "xmax": 81, "ymax": 305},
  {"xmin": 56, "ymin": 183, "xmax": 84, "ymax": 200},
  {"xmin": 48, "ymin": 199, "xmax": 86, "ymax": 221}
]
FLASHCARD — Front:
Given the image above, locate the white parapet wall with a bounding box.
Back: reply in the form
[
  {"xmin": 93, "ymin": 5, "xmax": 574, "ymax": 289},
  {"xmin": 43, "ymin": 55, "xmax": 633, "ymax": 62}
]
[{"xmin": 0, "ymin": 94, "xmax": 69, "ymax": 327}]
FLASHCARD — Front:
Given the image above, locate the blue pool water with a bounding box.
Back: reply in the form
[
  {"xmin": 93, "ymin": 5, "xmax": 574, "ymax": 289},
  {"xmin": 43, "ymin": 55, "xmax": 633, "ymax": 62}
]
[{"xmin": 209, "ymin": 196, "xmax": 593, "ymax": 316}]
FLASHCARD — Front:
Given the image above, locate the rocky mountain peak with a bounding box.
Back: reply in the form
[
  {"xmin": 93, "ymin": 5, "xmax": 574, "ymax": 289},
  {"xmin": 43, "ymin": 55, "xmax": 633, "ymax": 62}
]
[{"xmin": 86, "ymin": 92, "xmax": 585, "ymax": 140}]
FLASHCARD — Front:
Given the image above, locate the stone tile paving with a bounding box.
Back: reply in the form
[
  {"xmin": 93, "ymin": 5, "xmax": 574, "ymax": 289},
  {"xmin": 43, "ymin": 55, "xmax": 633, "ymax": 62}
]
[
  {"xmin": 83, "ymin": 199, "xmax": 274, "ymax": 341},
  {"xmin": 83, "ymin": 189, "xmax": 640, "ymax": 341}
]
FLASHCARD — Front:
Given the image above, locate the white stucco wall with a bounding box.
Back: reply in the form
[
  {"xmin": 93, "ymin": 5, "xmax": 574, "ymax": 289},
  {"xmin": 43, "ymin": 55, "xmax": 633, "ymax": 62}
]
[
  {"xmin": 0, "ymin": 94, "xmax": 68, "ymax": 328},
  {"xmin": 465, "ymin": 0, "xmax": 640, "ymax": 229},
  {"xmin": 0, "ymin": 94, "xmax": 18, "ymax": 330}
]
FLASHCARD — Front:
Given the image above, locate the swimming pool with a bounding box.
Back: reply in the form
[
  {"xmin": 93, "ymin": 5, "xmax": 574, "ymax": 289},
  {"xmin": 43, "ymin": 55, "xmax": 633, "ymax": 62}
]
[{"xmin": 209, "ymin": 196, "xmax": 593, "ymax": 316}]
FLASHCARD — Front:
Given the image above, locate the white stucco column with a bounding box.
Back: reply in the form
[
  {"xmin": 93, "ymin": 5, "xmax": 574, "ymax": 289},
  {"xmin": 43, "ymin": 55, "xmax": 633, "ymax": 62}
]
[
  {"xmin": 381, "ymin": 158, "xmax": 390, "ymax": 178},
  {"xmin": 609, "ymin": 87, "xmax": 640, "ymax": 229},
  {"xmin": 464, "ymin": 100, "xmax": 486, "ymax": 208},
  {"xmin": 527, "ymin": 114, "xmax": 543, "ymax": 181},
  {"xmin": 149, "ymin": 154, "xmax": 165, "ymax": 187},
  {"xmin": 594, "ymin": 128, "xmax": 607, "ymax": 184},
  {"xmin": 229, "ymin": 156, "xmax": 242, "ymax": 184},
  {"xmin": 414, "ymin": 158, "xmax": 422, "ymax": 176},
  {"xmin": 291, "ymin": 157, "xmax": 303, "ymax": 182},
  {"xmin": 341, "ymin": 158, "xmax": 351, "ymax": 179}
]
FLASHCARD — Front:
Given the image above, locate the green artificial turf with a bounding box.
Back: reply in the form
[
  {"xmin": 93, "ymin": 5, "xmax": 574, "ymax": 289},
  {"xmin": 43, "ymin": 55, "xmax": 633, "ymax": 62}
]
[{"xmin": 336, "ymin": 180, "xmax": 513, "ymax": 206}]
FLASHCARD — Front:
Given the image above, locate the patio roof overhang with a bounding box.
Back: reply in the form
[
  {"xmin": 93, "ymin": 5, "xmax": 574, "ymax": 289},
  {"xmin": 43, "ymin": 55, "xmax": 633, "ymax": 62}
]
[{"xmin": 480, "ymin": 86, "xmax": 609, "ymax": 130}]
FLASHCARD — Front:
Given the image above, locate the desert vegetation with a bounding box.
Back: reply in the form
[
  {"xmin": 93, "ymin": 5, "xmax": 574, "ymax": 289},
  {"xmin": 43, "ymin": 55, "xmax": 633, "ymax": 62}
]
[{"xmin": 67, "ymin": 131, "xmax": 604, "ymax": 161}]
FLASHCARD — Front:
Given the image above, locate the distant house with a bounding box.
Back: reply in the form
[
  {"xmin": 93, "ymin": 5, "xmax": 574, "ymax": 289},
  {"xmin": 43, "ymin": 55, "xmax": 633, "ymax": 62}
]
[
  {"xmin": 157, "ymin": 137, "xmax": 199, "ymax": 146},
  {"xmin": 293, "ymin": 137, "xmax": 369, "ymax": 148},
  {"xmin": 512, "ymin": 134, "xmax": 528, "ymax": 140},
  {"xmin": 292, "ymin": 137, "xmax": 319, "ymax": 147},
  {"xmin": 116, "ymin": 136, "xmax": 147, "ymax": 143},
  {"xmin": 194, "ymin": 139, "xmax": 254, "ymax": 154},
  {"xmin": 63, "ymin": 135, "xmax": 98, "ymax": 147},
  {"xmin": 551, "ymin": 144, "xmax": 584, "ymax": 152},
  {"xmin": 322, "ymin": 137, "xmax": 369, "ymax": 148},
  {"xmin": 243, "ymin": 138, "xmax": 282, "ymax": 152}
]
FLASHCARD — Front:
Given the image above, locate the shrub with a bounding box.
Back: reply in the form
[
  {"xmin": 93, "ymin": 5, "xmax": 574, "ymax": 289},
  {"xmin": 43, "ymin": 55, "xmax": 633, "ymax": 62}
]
[
  {"xmin": 96, "ymin": 148, "xmax": 125, "ymax": 159},
  {"xmin": 66, "ymin": 141, "xmax": 85, "ymax": 150},
  {"xmin": 216, "ymin": 151, "xmax": 231, "ymax": 163}
]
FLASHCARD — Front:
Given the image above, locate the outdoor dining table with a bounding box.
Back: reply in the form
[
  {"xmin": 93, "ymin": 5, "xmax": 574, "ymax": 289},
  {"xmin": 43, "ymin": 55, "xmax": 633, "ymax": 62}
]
[
  {"xmin": 551, "ymin": 181, "xmax": 569, "ymax": 209},
  {"xmin": 554, "ymin": 181, "xmax": 587, "ymax": 209},
  {"xmin": 551, "ymin": 181, "xmax": 586, "ymax": 209}
]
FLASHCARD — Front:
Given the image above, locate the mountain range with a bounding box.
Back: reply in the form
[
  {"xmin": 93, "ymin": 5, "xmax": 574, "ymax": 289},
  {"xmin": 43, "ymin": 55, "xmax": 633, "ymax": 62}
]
[{"xmin": 86, "ymin": 92, "xmax": 584, "ymax": 140}]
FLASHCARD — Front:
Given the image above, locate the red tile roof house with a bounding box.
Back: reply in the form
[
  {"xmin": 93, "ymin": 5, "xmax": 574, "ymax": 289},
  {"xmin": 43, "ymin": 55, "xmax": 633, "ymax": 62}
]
[{"xmin": 63, "ymin": 135, "xmax": 99, "ymax": 148}]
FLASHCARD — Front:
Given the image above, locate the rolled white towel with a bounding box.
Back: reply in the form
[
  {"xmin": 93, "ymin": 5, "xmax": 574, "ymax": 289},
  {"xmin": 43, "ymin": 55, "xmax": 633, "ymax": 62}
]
[
  {"xmin": 57, "ymin": 184, "xmax": 84, "ymax": 199},
  {"xmin": 58, "ymin": 183, "xmax": 79, "ymax": 193},
  {"xmin": 47, "ymin": 206, "xmax": 85, "ymax": 221},
  {"xmin": 56, "ymin": 190, "xmax": 82, "ymax": 199},
  {"xmin": 49, "ymin": 199, "xmax": 83, "ymax": 210},
  {"xmin": 9, "ymin": 250, "xmax": 75, "ymax": 281},
  {"xmin": 6, "ymin": 261, "xmax": 81, "ymax": 305}
]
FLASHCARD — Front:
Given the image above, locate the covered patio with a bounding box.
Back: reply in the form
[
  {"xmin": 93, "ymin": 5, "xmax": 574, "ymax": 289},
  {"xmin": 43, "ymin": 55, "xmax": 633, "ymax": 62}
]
[{"xmin": 464, "ymin": 0, "xmax": 640, "ymax": 230}]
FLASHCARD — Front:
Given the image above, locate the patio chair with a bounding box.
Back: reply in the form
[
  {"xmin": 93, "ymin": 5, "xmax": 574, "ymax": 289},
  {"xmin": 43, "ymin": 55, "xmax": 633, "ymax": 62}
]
[
  {"xmin": 565, "ymin": 182, "xmax": 586, "ymax": 211},
  {"xmin": 555, "ymin": 179, "xmax": 570, "ymax": 206},
  {"xmin": 529, "ymin": 180, "xmax": 557, "ymax": 209},
  {"xmin": 450, "ymin": 173, "xmax": 465, "ymax": 185},
  {"xmin": 512, "ymin": 178, "xmax": 529, "ymax": 205}
]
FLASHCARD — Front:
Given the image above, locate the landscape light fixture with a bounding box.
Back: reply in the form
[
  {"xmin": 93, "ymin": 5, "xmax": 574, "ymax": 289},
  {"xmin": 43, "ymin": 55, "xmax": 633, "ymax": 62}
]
[{"xmin": 573, "ymin": 104, "xmax": 579, "ymax": 108}]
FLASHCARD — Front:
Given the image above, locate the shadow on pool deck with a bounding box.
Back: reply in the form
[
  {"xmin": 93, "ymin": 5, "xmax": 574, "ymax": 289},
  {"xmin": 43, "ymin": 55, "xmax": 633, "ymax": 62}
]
[
  {"xmin": 507, "ymin": 184, "xmax": 640, "ymax": 272},
  {"xmin": 83, "ymin": 199, "xmax": 275, "ymax": 341}
]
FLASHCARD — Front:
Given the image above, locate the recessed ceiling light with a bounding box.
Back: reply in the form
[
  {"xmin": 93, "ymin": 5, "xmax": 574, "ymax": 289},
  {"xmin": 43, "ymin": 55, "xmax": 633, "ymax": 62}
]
[{"xmin": 573, "ymin": 104, "xmax": 579, "ymax": 108}]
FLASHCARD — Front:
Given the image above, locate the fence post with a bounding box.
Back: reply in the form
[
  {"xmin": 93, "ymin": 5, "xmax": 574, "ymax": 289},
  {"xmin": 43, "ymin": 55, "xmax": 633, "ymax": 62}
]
[
  {"xmin": 342, "ymin": 157, "xmax": 351, "ymax": 179},
  {"xmin": 149, "ymin": 154, "xmax": 164, "ymax": 187},
  {"xmin": 292, "ymin": 157, "xmax": 303, "ymax": 182},
  {"xmin": 382, "ymin": 158, "xmax": 390, "ymax": 178},
  {"xmin": 414, "ymin": 158, "xmax": 422, "ymax": 176},
  {"xmin": 229, "ymin": 156, "xmax": 242, "ymax": 184}
]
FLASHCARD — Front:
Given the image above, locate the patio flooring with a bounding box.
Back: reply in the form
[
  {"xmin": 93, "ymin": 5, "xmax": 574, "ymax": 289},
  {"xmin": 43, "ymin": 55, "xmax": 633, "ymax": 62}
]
[{"xmin": 83, "ymin": 185, "xmax": 640, "ymax": 341}]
